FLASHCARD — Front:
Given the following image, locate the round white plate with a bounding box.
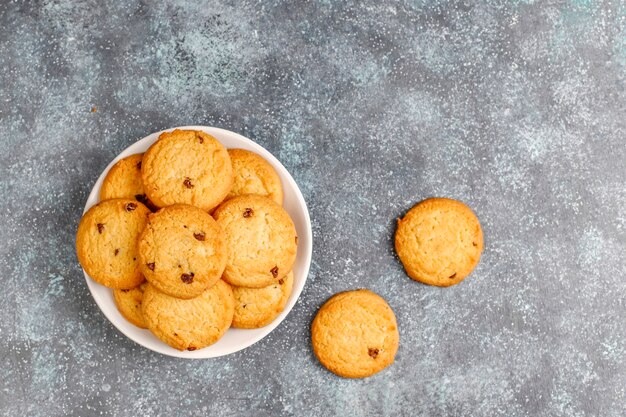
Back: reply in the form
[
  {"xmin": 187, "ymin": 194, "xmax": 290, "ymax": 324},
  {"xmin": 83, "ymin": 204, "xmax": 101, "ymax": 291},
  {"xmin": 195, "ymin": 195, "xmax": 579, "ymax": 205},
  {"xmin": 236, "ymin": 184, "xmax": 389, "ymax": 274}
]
[{"xmin": 82, "ymin": 126, "xmax": 312, "ymax": 358}]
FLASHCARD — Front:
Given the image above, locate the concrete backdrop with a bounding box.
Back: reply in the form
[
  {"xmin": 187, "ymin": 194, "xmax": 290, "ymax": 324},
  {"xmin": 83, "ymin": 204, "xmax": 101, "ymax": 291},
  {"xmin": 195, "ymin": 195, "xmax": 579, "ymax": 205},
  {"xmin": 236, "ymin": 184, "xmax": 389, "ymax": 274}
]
[{"xmin": 0, "ymin": 1, "xmax": 624, "ymax": 416}]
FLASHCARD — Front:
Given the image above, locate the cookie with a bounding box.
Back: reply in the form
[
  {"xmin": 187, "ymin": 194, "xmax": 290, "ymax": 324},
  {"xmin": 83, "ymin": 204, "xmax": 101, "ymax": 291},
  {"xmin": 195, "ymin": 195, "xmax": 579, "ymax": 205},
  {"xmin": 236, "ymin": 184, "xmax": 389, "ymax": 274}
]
[
  {"xmin": 100, "ymin": 153, "xmax": 152, "ymax": 207},
  {"xmin": 141, "ymin": 280, "xmax": 235, "ymax": 351},
  {"xmin": 226, "ymin": 149, "xmax": 283, "ymax": 204},
  {"xmin": 311, "ymin": 289, "xmax": 399, "ymax": 378},
  {"xmin": 113, "ymin": 283, "xmax": 148, "ymax": 328},
  {"xmin": 232, "ymin": 271, "xmax": 294, "ymax": 329},
  {"xmin": 394, "ymin": 197, "xmax": 483, "ymax": 287},
  {"xmin": 76, "ymin": 199, "xmax": 150, "ymax": 289},
  {"xmin": 213, "ymin": 195, "xmax": 297, "ymax": 288},
  {"xmin": 141, "ymin": 129, "xmax": 233, "ymax": 211},
  {"xmin": 138, "ymin": 204, "xmax": 227, "ymax": 299}
]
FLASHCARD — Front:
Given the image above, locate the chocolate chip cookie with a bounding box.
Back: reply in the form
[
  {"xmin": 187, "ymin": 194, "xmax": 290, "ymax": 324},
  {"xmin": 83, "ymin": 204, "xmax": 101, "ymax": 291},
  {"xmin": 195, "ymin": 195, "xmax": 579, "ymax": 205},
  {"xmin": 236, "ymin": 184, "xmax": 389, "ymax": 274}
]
[
  {"xmin": 213, "ymin": 195, "xmax": 297, "ymax": 288},
  {"xmin": 76, "ymin": 199, "xmax": 150, "ymax": 289},
  {"xmin": 142, "ymin": 280, "xmax": 235, "ymax": 351},
  {"xmin": 232, "ymin": 271, "xmax": 294, "ymax": 328},
  {"xmin": 311, "ymin": 289, "xmax": 399, "ymax": 378},
  {"xmin": 138, "ymin": 204, "xmax": 227, "ymax": 299},
  {"xmin": 141, "ymin": 129, "xmax": 233, "ymax": 211},
  {"xmin": 226, "ymin": 148, "xmax": 283, "ymax": 204},
  {"xmin": 395, "ymin": 197, "xmax": 483, "ymax": 286},
  {"xmin": 113, "ymin": 283, "xmax": 148, "ymax": 328},
  {"xmin": 100, "ymin": 153, "xmax": 151, "ymax": 207}
]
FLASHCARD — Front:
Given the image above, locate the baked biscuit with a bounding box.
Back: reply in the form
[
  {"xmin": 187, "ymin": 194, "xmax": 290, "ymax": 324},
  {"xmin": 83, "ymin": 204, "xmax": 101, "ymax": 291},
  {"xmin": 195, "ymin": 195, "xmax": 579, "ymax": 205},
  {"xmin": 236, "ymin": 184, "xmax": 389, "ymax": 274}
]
[
  {"xmin": 226, "ymin": 149, "xmax": 283, "ymax": 204},
  {"xmin": 113, "ymin": 283, "xmax": 148, "ymax": 328},
  {"xmin": 100, "ymin": 153, "xmax": 152, "ymax": 207},
  {"xmin": 394, "ymin": 197, "xmax": 483, "ymax": 286},
  {"xmin": 142, "ymin": 280, "xmax": 235, "ymax": 351},
  {"xmin": 232, "ymin": 271, "xmax": 294, "ymax": 329},
  {"xmin": 213, "ymin": 195, "xmax": 297, "ymax": 288},
  {"xmin": 311, "ymin": 289, "xmax": 399, "ymax": 378},
  {"xmin": 138, "ymin": 204, "xmax": 227, "ymax": 299},
  {"xmin": 141, "ymin": 129, "xmax": 233, "ymax": 212},
  {"xmin": 76, "ymin": 199, "xmax": 150, "ymax": 289}
]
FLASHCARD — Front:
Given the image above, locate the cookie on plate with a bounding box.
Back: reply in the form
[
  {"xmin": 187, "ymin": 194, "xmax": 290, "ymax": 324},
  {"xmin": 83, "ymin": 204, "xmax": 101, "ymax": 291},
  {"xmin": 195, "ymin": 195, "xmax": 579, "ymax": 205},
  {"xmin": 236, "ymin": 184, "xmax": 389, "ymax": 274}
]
[
  {"xmin": 142, "ymin": 280, "xmax": 235, "ymax": 351},
  {"xmin": 232, "ymin": 271, "xmax": 294, "ymax": 329},
  {"xmin": 394, "ymin": 197, "xmax": 483, "ymax": 287},
  {"xmin": 99, "ymin": 153, "xmax": 152, "ymax": 207},
  {"xmin": 226, "ymin": 149, "xmax": 283, "ymax": 204},
  {"xmin": 138, "ymin": 204, "xmax": 227, "ymax": 299},
  {"xmin": 76, "ymin": 199, "xmax": 150, "ymax": 289},
  {"xmin": 141, "ymin": 129, "xmax": 233, "ymax": 211},
  {"xmin": 213, "ymin": 195, "xmax": 297, "ymax": 288},
  {"xmin": 113, "ymin": 282, "xmax": 148, "ymax": 328},
  {"xmin": 311, "ymin": 289, "xmax": 399, "ymax": 379}
]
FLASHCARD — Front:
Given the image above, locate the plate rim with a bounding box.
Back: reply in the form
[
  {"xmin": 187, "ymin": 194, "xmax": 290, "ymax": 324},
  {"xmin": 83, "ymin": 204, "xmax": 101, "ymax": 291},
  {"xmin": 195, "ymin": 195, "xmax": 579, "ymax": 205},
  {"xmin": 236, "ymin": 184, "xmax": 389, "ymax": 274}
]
[{"xmin": 82, "ymin": 125, "xmax": 312, "ymax": 358}]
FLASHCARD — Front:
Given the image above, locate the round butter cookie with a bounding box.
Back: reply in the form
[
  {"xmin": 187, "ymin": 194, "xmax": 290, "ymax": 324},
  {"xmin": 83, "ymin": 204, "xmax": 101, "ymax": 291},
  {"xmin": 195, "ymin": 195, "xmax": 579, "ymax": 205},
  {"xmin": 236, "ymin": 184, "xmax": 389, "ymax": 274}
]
[
  {"xmin": 76, "ymin": 199, "xmax": 150, "ymax": 289},
  {"xmin": 141, "ymin": 129, "xmax": 233, "ymax": 211},
  {"xmin": 213, "ymin": 195, "xmax": 297, "ymax": 288},
  {"xmin": 142, "ymin": 280, "xmax": 234, "ymax": 351},
  {"xmin": 394, "ymin": 197, "xmax": 483, "ymax": 287},
  {"xmin": 100, "ymin": 153, "xmax": 152, "ymax": 207},
  {"xmin": 311, "ymin": 289, "xmax": 399, "ymax": 378},
  {"xmin": 232, "ymin": 271, "xmax": 294, "ymax": 329},
  {"xmin": 113, "ymin": 283, "xmax": 148, "ymax": 328},
  {"xmin": 138, "ymin": 204, "xmax": 227, "ymax": 299},
  {"xmin": 226, "ymin": 149, "xmax": 283, "ymax": 204}
]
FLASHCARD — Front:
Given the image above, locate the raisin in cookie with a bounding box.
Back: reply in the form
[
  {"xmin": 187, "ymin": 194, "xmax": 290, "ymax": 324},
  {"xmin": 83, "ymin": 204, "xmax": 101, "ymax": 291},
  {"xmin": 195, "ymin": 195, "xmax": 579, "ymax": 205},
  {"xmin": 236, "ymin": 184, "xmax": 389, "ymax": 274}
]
[
  {"xmin": 232, "ymin": 271, "xmax": 294, "ymax": 329},
  {"xmin": 394, "ymin": 197, "xmax": 483, "ymax": 287},
  {"xmin": 76, "ymin": 199, "xmax": 150, "ymax": 289},
  {"xmin": 141, "ymin": 129, "xmax": 233, "ymax": 211},
  {"xmin": 142, "ymin": 280, "xmax": 234, "ymax": 351},
  {"xmin": 311, "ymin": 289, "xmax": 399, "ymax": 378},
  {"xmin": 100, "ymin": 153, "xmax": 152, "ymax": 207},
  {"xmin": 113, "ymin": 283, "xmax": 148, "ymax": 328},
  {"xmin": 213, "ymin": 195, "xmax": 297, "ymax": 288},
  {"xmin": 226, "ymin": 149, "xmax": 283, "ymax": 204},
  {"xmin": 138, "ymin": 204, "xmax": 227, "ymax": 299}
]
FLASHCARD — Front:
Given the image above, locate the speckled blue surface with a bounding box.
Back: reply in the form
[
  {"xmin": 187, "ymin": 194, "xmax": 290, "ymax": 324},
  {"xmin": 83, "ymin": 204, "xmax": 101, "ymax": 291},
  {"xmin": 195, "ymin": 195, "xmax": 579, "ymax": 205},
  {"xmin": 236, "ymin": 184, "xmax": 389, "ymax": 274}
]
[{"xmin": 1, "ymin": 1, "xmax": 625, "ymax": 416}]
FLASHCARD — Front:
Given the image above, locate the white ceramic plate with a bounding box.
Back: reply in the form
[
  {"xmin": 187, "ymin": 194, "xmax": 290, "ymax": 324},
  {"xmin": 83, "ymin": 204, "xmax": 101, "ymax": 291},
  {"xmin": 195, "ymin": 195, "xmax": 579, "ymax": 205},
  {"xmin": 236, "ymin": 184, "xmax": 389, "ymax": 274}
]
[{"xmin": 82, "ymin": 126, "xmax": 312, "ymax": 358}]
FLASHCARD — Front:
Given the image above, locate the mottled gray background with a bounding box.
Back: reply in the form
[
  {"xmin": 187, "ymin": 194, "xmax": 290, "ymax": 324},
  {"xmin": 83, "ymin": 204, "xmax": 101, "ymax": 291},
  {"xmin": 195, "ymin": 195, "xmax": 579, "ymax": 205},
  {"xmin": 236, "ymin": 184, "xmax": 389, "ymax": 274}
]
[{"xmin": 0, "ymin": 0, "xmax": 624, "ymax": 416}]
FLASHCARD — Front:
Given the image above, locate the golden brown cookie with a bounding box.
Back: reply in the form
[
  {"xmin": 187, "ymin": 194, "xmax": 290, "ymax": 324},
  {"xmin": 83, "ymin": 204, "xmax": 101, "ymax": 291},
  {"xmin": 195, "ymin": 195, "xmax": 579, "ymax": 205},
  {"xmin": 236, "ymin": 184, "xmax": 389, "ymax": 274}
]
[
  {"xmin": 76, "ymin": 199, "xmax": 150, "ymax": 289},
  {"xmin": 142, "ymin": 280, "xmax": 235, "ymax": 351},
  {"xmin": 99, "ymin": 153, "xmax": 152, "ymax": 207},
  {"xmin": 226, "ymin": 149, "xmax": 283, "ymax": 204},
  {"xmin": 138, "ymin": 204, "xmax": 227, "ymax": 299},
  {"xmin": 213, "ymin": 195, "xmax": 297, "ymax": 288},
  {"xmin": 311, "ymin": 289, "xmax": 399, "ymax": 378},
  {"xmin": 232, "ymin": 271, "xmax": 294, "ymax": 329},
  {"xmin": 113, "ymin": 283, "xmax": 148, "ymax": 328},
  {"xmin": 394, "ymin": 197, "xmax": 483, "ymax": 287},
  {"xmin": 141, "ymin": 129, "xmax": 233, "ymax": 211}
]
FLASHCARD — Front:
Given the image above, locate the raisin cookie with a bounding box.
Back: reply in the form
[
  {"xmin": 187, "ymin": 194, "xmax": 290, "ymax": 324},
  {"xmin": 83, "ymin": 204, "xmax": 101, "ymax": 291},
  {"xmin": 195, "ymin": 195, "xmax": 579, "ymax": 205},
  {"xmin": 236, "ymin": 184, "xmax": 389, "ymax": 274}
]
[
  {"xmin": 100, "ymin": 153, "xmax": 152, "ymax": 207},
  {"xmin": 213, "ymin": 195, "xmax": 297, "ymax": 288},
  {"xmin": 141, "ymin": 129, "xmax": 233, "ymax": 211},
  {"xmin": 232, "ymin": 271, "xmax": 294, "ymax": 329},
  {"xmin": 76, "ymin": 199, "xmax": 150, "ymax": 289},
  {"xmin": 113, "ymin": 283, "xmax": 148, "ymax": 328},
  {"xmin": 138, "ymin": 204, "xmax": 227, "ymax": 299},
  {"xmin": 311, "ymin": 290, "xmax": 399, "ymax": 378},
  {"xmin": 394, "ymin": 197, "xmax": 483, "ymax": 287},
  {"xmin": 226, "ymin": 149, "xmax": 283, "ymax": 204},
  {"xmin": 142, "ymin": 280, "xmax": 235, "ymax": 351}
]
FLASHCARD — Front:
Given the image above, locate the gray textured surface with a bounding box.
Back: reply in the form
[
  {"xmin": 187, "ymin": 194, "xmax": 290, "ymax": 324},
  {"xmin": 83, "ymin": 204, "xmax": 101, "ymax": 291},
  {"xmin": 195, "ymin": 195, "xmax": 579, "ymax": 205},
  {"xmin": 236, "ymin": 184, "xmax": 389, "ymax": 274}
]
[{"xmin": 0, "ymin": 0, "xmax": 625, "ymax": 416}]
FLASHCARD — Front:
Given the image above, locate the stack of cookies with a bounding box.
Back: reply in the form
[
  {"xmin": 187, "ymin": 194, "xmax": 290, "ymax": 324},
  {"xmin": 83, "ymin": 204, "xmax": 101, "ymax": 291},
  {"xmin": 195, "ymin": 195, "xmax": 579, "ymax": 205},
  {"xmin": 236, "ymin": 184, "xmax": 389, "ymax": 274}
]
[{"xmin": 76, "ymin": 129, "xmax": 298, "ymax": 351}]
